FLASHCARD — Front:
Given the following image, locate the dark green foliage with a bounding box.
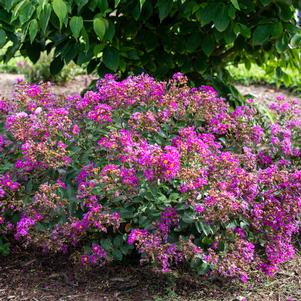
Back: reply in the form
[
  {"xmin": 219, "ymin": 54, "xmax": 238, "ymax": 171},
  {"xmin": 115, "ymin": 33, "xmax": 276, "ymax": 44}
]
[{"xmin": 0, "ymin": 0, "xmax": 300, "ymax": 88}]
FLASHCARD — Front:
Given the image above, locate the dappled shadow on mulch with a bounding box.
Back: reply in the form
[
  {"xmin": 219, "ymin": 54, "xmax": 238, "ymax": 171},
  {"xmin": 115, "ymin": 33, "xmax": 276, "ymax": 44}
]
[{"xmin": 1, "ymin": 248, "xmax": 301, "ymax": 301}]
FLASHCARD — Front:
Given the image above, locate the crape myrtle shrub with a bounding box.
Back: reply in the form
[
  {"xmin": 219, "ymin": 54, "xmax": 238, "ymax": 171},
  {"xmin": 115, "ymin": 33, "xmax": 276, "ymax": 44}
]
[
  {"xmin": 0, "ymin": 73, "xmax": 301, "ymax": 282},
  {"xmin": 0, "ymin": 0, "xmax": 301, "ymax": 87}
]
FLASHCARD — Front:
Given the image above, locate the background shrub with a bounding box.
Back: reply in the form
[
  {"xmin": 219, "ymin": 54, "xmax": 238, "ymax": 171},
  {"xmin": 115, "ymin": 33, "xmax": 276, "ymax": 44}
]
[{"xmin": 17, "ymin": 52, "xmax": 85, "ymax": 83}]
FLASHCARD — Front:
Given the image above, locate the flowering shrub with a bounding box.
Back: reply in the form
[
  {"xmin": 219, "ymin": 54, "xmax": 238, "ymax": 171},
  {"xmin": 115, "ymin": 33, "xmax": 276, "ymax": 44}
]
[{"xmin": 0, "ymin": 74, "xmax": 300, "ymax": 282}]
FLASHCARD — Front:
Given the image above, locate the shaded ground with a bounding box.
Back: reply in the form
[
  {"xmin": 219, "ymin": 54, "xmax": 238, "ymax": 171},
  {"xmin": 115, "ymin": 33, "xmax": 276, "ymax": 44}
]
[
  {"xmin": 1, "ymin": 75, "xmax": 301, "ymax": 300},
  {"xmin": 1, "ymin": 249, "xmax": 301, "ymax": 301}
]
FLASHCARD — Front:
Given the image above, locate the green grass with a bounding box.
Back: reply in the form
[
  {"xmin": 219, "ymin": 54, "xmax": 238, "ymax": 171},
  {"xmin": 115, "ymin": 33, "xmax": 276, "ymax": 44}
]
[
  {"xmin": 227, "ymin": 63, "xmax": 301, "ymax": 93},
  {"xmin": 0, "ymin": 56, "xmax": 24, "ymax": 73}
]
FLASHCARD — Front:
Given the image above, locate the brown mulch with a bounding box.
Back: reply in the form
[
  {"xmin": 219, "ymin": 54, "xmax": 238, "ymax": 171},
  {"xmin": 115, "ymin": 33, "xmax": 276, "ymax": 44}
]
[{"xmin": 1, "ymin": 249, "xmax": 301, "ymax": 301}]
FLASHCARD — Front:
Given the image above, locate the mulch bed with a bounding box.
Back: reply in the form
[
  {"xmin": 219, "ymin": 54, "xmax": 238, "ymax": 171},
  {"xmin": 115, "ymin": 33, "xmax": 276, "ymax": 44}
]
[{"xmin": 1, "ymin": 248, "xmax": 301, "ymax": 301}]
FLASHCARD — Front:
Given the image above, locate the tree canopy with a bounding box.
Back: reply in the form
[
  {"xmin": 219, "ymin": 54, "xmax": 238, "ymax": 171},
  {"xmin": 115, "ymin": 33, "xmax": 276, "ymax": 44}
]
[{"xmin": 0, "ymin": 0, "xmax": 300, "ymax": 86}]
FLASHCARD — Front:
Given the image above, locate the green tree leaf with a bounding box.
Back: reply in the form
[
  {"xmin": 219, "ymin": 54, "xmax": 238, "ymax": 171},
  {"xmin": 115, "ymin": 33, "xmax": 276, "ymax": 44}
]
[
  {"xmin": 196, "ymin": 3, "xmax": 218, "ymax": 27},
  {"xmin": 18, "ymin": 1, "xmax": 35, "ymax": 24},
  {"xmin": 291, "ymin": 33, "xmax": 301, "ymax": 48},
  {"xmin": 234, "ymin": 23, "xmax": 251, "ymax": 38},
  {"xmin": 75, "ymin": 0, "xmax": 88, "ymax": 13},
  {"xmin": 270, "ymin": 22, "xmax": 283, "ymax": 38},
  {"xmin": 52, "ymin": 0, "xmax": 68, "ymax": 29},
  {"xmin": 50, "ymin": 56, "xmax": 64, "ymax": 75},
  {"xmin": 0, "ymin": 29, "xmax": 7, "ymax": 47},
  {"xmin": 93, "ymin": 17, "xmax": 107, "ymax": 39},
  {"xmin": 253, "ymin": 24, "xmax": 270, "ymax": 45},
  {"xmin": 140, "ymin": 0, "xmax": 146, "ymax": 10},
  {"xmin": 70, "ymin": 16, "xmax": 83, "ymax": 39},
  {"xmin": 201, "ymin": 35, "xmax": 215, "ymax": 56},
  {"xmin": 103, "ymin": 47, "xmax": 120, "ymax": 71},
  {"xmin": 29, "ymin": 19, "xmax": 38, "ymax": 43},
  {"xmin": 277, "ymin": 2, "xmax": 293, "ymax": 22},
  {"xmin": 157, "ymin": 0, "xmax": 173, "ymax": 22},
  {"xmin": 98, "ymin": 0, "xmax": 109, "ymax": 12},
  {"xmin": 230, "ymin": 0, "xmax": 240, "ymax": 10},
  {"xmin": 213, "ymin": 3, "xmax": 230, "ymax": 32},
  {"xmin": 39, "ymin": 3, "xmax": 52, "ymax": 34},
  {"xmin": 260, "ymin": 0, "xmax": 272, "ymax": 6}
]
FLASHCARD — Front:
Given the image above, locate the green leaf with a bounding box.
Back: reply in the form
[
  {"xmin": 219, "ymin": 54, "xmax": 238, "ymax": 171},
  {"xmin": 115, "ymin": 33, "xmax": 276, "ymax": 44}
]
[
  {"xmin": 234, "ymin": 23, "xmax": 251, "ymax": 38},
  {"xmin": 39, "ymin": 3, "xmax": 52, "ymax": 34},
  {"xmin": 140, "ymin": 0, "xmax": 146, "ymax": 10},
  {"xmin": 270, "ymin": 22, "xmax": 283, "ymax": 38},
  {"xmin": 52, "ymin": 0, "xmax": 68, "ymax": 29},
  {"xmin": 93, "ymin": 17, "xmax": 107, "ymax": 39},
  {"xmin": 0, "ymin": 29, "xmax": 7, "ymax": 47},
  {"xmin": 29, "ymin": 19, "xmax": 38, "ymax": 44},
  {"xmin": 157, "ymin": 0, "xmax": 173, "ymax": 22},
  {"xmin": 201, "ymin": 35, "xmax": 215, "ymax": 56},
  {"xmin": 103, "ymin": 47, "xmax": 120, "ymax": 71},
  {"xmin": 196, "ymin": 3, "xmax": 218, "ymax": 27},
  {"xmin": 75, "ymin": 0, "xmax": 88, "ymax": 13},
  {"xmin": 230, "ymin": 0, "xmax": 240, "ymax": 10},
  {"xmin": 277, "ymin": 2, "xmax": 293, "ymax": 22},
  {"xmin": 114, "ymin": 0, "xmax": 121, "ymax": 8},
  {"xmin": 18, "ymin": 1, "xmax": 35, "ymax": 24},
  {"xmin": 196, "ymin": 221, "xmax": 214, "ymax": 236},
  {"xmin": 252, "ymin": 24, "xmax": 270, "ymax": 45},
  {"xmin": 70, "ymin": 16, "xmax": 83, "ymax": 39},
  {"xmin": 224, "ymin": 26, "xmax": 236, "ymax": 44},
  {"xmin": 101, "ymin": 238, "xmax": 112, "ymax": 251},
  {"xmin": 50, "ymin": 56, "xmax": 64, "ymax": 75},
  {"xmin": 103, "ymin": 21, "xmax": 115, "ymax": 41},
  {"xmin": 228, "ymin": 6, "xmax": 236, "ymax": 19},
  {"xmin": 213, "ymin": 3, "xmax": 230, "ymax": 32},
  {"xmin": 186, "ymin": 32, "xmax": 201, "ymax": 53},
  {"xmin": 276, "ymin": 35, "xmax": 288, "ymax": 52},
  {"xmin": 113, "ymin": 235, "xmax": 123, "ymax": 247},
  {"xmin": 112, "ymin": 249, "xmax": 123, "ymax": 261},
  {"xmin": 98, "ymin": 0, "xmax": 109, "ymax": 12},
  {"xmin": 260, "ymin": 0, "xmax": 272, "ymax": 6},
  {"xmin": 291, "ymin": 33, "xmax": 301, "ymax": 48}
]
